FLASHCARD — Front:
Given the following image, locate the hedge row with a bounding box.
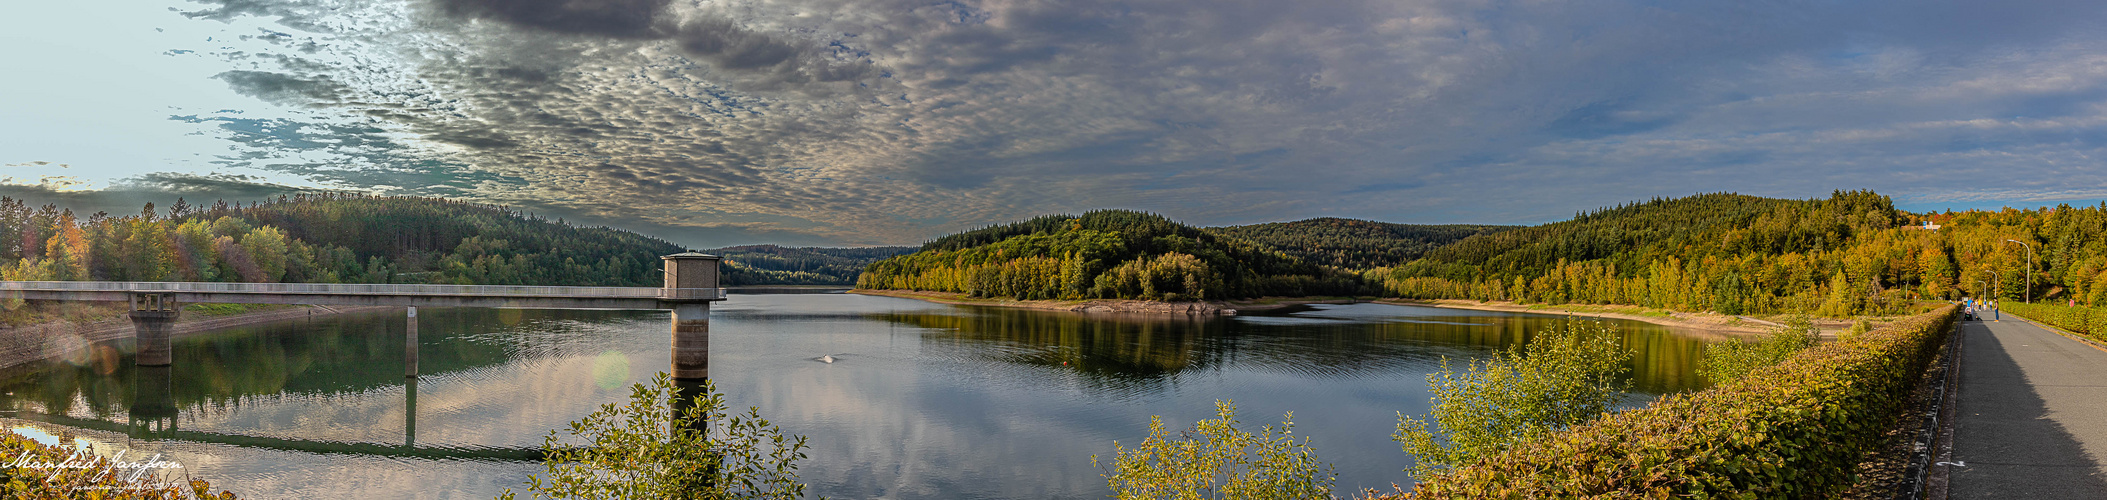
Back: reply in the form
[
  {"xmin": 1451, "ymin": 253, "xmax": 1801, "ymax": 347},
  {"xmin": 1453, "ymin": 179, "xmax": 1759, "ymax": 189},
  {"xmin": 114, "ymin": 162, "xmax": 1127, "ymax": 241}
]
[
  {"xmin": 1409, "ymin": 305, "xmax": 1957, "ymax": 498},
  {"xmin": 2000, "ymin": 302, "xmax": 2107, "ymax": 344}
]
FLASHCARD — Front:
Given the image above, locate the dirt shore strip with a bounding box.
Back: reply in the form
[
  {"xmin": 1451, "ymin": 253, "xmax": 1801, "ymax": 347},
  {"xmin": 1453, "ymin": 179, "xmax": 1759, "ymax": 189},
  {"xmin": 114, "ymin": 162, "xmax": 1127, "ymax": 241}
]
[
  {"xmin": 1375, "ymin": 299, "xmax": 1778, "ymax": 337},
  {"xmin": 0, "ymin": 305, "xmax": 394, "ymax": 371},
  {"xmin": 848, "ymin": 289, "xmax": 1785, "ymax": 337}
]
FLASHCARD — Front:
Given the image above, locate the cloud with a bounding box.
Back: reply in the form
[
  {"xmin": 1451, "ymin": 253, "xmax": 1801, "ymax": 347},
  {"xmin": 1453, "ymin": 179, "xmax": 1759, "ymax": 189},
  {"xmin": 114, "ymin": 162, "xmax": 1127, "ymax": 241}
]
[
  {"xmin": 152, "ymin": 0, "xmax": 2107, "ymax": 242},
  {"xmin": 214, "ymin": 70, "xmax": 350, "ymax": 106},
  {"xmin": 436, "ymin": 0, "xmax": 672, "ymax": 39}
]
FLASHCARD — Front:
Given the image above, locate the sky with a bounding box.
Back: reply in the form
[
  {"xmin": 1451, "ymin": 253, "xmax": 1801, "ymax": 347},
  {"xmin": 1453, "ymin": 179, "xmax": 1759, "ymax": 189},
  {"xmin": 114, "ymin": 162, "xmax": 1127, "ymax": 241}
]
[{"xmin": 3, "ymin": 0, "xmax": 2106, "ymax": 247}]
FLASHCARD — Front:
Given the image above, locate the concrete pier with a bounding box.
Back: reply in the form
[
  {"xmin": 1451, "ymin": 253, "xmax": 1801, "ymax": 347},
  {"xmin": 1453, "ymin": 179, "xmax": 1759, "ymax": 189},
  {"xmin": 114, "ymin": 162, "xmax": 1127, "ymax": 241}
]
[
  {"xmin": 406, "ymin": 306, "xmax": 419, "ymax": 377},
  {"xmin": 404, "ymin": 377, "xmax": 418, "ymax": 449},
  {"xmin": 672, "ymin": 303, "xmax": 710, "ymax": 379},
  {"xmin": 129, "ymin": 292, "xmax": 179, "ymax": 367},
  {"xmin": 662, "ymin": 252, "xmax": 726, "ymax": 380}
]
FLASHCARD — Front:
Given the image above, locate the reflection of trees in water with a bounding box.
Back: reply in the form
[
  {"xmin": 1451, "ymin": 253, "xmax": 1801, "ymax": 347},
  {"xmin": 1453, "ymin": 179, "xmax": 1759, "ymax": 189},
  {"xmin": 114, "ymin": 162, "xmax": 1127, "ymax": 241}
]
[
  {"xmin": 0, "ymin": 308, "xmax": 646, "ymax": 420},
  {"xmin": 881, "ymin": 306, "xmax": 1711, "ymax": 396},
  {"xmin": 886, "ymin": 309, "xmax": 1225, "ymax": 392}
]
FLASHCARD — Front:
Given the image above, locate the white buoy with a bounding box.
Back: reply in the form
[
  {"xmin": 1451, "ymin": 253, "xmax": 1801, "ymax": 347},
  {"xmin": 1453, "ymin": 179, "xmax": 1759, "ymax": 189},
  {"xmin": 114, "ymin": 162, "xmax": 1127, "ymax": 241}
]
[{"xmin": 817, "ymin": 355, "xmax": 835, "ymax": 363}]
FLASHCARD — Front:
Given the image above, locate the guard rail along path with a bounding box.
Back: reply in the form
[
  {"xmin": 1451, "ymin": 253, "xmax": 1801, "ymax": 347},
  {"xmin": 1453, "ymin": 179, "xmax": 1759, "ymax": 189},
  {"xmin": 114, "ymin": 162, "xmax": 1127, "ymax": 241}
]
[{"xmin": 0, "ymin": 252, "xmax": 728, "ymax": 379}]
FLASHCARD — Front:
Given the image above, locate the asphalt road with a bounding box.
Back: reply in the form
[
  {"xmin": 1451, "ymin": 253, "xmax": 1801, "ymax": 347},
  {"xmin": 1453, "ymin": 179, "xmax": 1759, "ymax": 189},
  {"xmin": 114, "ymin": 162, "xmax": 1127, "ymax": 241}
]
[{"xmin": 1950, "ymin": 314, "xmax": 2107, "ymax": 498}]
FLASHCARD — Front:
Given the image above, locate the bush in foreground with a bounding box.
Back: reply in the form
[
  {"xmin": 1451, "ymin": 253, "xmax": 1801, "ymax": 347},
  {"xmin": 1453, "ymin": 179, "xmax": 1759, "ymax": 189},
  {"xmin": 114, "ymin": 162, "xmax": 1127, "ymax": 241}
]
[
  {"xmin": 0, "ymin": 430, "xmax": 236, "ymax": 499},
  {"xmin": 1394, "ymin": 319, "xmax": 1631, "ymax": 479},
  {"xmin": 501, "ymin": 373, "xmax": 810, "ymax": 500},
  {"xmin": 1405, "ymin": 305, "xmax": 1956, "ymax": 497},
  {"xmin": 1696, "ymin": 315, "xmax": 1816, "ymax": 385},
  {"xmin": 1095, "ymin": 401, "xmax": 1335, "ymax": 500}
]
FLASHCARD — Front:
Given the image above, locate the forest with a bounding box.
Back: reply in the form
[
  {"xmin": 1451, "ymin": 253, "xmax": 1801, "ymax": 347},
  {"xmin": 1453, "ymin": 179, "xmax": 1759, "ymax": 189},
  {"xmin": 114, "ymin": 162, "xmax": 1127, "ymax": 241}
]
[
  {"xmin": 857, "ymin": 191, "xmax": 2107, "ymax": 320},
  {"xmin": 0, "ymin": 194, "xmax": 681, "ymax": 287},
  {"xmin": 1203, "ymin": 218, "xmax": 1514, "ymax": 269},
  {"xmin": 711, "ymin": 245, "xmax": 915, "ymax": 286},
  {"xmin": 4, "ymin": 189, "xmax": 2098, "ymax": 320},
  {"xmin": 856, "ymin": 210, "xmax": 1362, "ymax": 300},
  {"xmin": 1361, "ymin": 190, "xmax": 2084, "ymax": 318}
]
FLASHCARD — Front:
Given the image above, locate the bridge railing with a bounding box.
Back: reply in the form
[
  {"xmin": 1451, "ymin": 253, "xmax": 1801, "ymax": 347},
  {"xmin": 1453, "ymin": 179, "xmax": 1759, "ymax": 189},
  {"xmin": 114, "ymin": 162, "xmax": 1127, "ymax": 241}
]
[{"xmin": 0, "ymin": 281, "xmax": 722, "ymax": 300}]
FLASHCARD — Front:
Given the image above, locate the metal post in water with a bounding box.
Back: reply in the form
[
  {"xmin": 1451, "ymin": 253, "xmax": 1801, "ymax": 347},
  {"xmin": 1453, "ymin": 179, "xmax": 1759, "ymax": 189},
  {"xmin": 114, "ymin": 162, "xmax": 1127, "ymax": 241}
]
[
  {"xmin": 129, "ymin": 292, "xmax": 179, "ymax": 366},
  {"xmin": 406, "ymin": 306, "xmax": 419, "ymax": 378}
]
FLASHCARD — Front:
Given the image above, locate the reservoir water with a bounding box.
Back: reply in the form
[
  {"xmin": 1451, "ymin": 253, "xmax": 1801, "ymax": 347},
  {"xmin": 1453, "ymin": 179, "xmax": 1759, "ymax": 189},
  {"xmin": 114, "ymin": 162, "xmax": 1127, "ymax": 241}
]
[{"xmin": 0, "ymin": 293, "xmax": 1711, "ymax": 498}]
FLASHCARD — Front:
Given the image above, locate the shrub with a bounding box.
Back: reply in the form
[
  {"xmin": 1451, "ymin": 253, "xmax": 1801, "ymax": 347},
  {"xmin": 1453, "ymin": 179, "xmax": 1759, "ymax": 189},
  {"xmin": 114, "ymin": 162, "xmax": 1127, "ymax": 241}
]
[
  {"xmin": 1095, "ymin": 401, "xmax": 1335, "ymax": 500},
  {"xmin": 1405, "ymin": 306, "xmax": 1956, "ymax": 498},
  {"xmin": 1696, "ymin": 316, "xmax": 1817, "ymax": 385},
  {"xmin": 501, "ymin": 373, "xmax": 810, "ymax": 500},
  {"xmin": 0, "ymin": 430, "xmax": 236, "ymax": 499},
  {"xmin": 1393, "ymin": 319, "xmax": 1631, "ymax": 479}
]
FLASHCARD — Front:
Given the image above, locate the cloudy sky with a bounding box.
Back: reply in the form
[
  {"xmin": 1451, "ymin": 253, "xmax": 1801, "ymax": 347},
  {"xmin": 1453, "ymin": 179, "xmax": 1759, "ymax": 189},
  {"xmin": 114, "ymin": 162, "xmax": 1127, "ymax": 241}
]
[{"xmin": 3, "ymin": 0, "xmax": 2105, "ymax": 246}]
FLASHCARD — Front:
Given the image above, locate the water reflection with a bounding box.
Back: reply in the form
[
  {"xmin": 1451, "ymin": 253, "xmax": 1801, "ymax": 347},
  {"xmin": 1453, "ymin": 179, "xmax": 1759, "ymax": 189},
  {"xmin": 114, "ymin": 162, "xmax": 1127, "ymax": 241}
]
[
  {"xmin": 0, "ymin": 296, "xmax": 1716, "ymax": 499},
  {"xmin": 887, "ymin": 303, "xmax": 1709, "ymax": 395}
]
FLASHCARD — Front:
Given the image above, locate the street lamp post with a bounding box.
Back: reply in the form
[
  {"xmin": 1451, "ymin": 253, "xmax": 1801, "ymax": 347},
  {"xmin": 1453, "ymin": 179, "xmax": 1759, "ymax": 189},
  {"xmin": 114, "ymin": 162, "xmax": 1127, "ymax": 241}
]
[{"xmin": 2006, "ymin": 239, "xmax": 2033, "ymax": 303}]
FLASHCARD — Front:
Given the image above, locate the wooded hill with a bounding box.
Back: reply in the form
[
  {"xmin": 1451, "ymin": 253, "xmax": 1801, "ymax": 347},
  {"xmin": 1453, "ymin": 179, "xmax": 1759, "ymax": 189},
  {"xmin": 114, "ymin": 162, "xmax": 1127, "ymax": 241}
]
[
  {"xmin": 856, "ymin": 210, "xmax": 1361, "ymax": 300},
  {"xmin": 856, "ymin": 190, "xmax": 2095, "ymax": 320},
  {"xmin": 14, "ymin": 189, "xmax": 2097, "ymax": 320},
  {"xmin": 1367, "ymin": 191, "xmax": 1944, "ymax": 317},
  {"xmin": 1203, "ymin": 218, "xmax": 1514, "ymax": 269},
  {"xmin": 710, "ymin": 245, "xmax": 915, "ymax": 286},
  {"xmin": 0, "ymin": 194, "xmax": 682, "ymax": 287}
]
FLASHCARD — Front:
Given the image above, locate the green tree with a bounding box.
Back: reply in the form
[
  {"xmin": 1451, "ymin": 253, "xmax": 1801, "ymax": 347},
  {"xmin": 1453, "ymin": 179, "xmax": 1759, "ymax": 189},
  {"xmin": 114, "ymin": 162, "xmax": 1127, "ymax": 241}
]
[
  {"xmin": 501, "ymin": 373, "xmax": 811, "ymax": 500},
  {"xmin": 238, "ymin": 226, "xmax": 290, "ymax": 282},
  {"xmin": 1698, "ymin": 316, "xmax": 1818, "ymax": 384},
  {"xmin": 1393, "ymin": 319, "xmax": 1630, "ymax": 479},
  {"xmin": 1095, "ymin": 400, "xmax": 1335, "ymax": 500}
]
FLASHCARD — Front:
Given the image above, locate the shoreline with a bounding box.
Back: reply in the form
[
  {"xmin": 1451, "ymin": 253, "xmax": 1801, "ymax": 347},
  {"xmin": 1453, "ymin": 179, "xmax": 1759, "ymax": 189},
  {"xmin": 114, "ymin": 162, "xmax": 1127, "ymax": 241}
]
[
  {"xmin": 1374, "ymin": 299, "xmax": 1775, "ymax": 337},
  {"xmin": 0, "ymin": 304, "xmax": 393, "ymax": 371},
  {"xmin": 848, "ymin": 289, "xmax": 1783, "ymax": 336},
  {"xmin": 846, "ymin": 289, "xmax": 1250, "ymax": 314}
]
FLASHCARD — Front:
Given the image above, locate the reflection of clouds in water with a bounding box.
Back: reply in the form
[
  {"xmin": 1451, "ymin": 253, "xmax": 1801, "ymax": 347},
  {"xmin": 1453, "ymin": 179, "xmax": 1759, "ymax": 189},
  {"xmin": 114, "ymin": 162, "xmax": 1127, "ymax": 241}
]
[
  {"xmin": 3, "ymin": 420, "xmax": 533, "ymax": 500},
  {"xmin": 169, "ymin": 353, "xmax": 637, "ymax": 450},
  {"xmin": 0, "ymin": 295, "xmax": 1709, "ymax": 498},
  {"xmin": 592, "ymin": 350, "xmax": 630, "ymax": 390}
]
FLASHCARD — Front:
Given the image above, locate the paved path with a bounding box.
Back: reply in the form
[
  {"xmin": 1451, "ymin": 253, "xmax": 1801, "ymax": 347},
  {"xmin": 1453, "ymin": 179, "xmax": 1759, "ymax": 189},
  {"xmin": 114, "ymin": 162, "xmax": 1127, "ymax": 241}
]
[{"xmin": 1951, "ymin": 314, "xmax": 2107, "ymax": 498}]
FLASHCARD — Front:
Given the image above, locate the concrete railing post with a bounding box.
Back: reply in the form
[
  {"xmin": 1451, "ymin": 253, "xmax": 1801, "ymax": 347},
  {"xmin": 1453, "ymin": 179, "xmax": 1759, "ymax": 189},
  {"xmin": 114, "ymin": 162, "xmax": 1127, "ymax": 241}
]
[
  {"xmin": 662, "ymin": 252, "xmax": 726, "ymax": 380},
  {"xmin": 129, "ymin": 292, "xmax": 179, "ymax": 367}
]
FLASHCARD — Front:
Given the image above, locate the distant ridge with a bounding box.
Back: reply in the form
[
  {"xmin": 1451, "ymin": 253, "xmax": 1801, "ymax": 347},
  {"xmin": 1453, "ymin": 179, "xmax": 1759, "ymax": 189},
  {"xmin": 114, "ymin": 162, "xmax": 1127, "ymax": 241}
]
[
  {"xmin": 707, "ymin": 244, "xmax": 915, "ymax": 286},
  {"xmin": 858, "ymin": 209, "xmax": 1360, "ymax": 300},
  {"xmin": 1204, "ymin": 217, "xmax": 1515, "ymax": 269}
]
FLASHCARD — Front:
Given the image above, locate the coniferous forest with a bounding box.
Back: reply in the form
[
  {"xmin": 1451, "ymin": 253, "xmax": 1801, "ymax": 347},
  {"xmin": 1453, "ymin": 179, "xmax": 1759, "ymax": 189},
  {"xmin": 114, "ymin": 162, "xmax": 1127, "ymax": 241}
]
[
  {"xmin": 1203, "ymin": 218, "xmax": 1514, "ymax": 269},
  {"xmin": 711, "ymin": 245, "xmax": 916, "ymax": 285}
]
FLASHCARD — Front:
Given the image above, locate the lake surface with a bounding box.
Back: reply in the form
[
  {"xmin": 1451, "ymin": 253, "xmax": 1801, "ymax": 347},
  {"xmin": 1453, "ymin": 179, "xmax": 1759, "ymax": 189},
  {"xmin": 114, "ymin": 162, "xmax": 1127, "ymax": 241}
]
[{"xmin": 0, "ymin": 294, "xmax": 1711, "ymax": 499}]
